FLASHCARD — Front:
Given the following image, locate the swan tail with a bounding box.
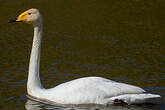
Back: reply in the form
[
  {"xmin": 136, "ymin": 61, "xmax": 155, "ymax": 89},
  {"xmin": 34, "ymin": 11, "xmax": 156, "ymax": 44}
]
[{"xmin": 108, "ymin": 93, "xmax": 161, "ymax": 105}]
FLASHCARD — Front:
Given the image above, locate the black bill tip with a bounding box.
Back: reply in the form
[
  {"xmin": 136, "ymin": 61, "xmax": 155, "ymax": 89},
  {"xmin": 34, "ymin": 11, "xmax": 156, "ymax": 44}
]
[
  {"xmin": 8, "ymin": 18, "xmax": 22, "ymax": 23},
  {"xmin": 8, "ymin": 19, "xmax": 16, "ymax": 23}
]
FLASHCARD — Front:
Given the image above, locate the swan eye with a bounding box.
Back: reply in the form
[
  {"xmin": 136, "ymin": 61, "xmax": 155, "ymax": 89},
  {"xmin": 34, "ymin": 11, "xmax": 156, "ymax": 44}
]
[{"xmin": 28, "ymin": 13, "xmax": 32, "ymax": 15}]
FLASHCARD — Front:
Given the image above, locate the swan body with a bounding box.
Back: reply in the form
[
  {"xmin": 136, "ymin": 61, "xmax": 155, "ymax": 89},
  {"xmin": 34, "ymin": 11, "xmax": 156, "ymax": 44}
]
[
  {"xmin": 9, "ymin": 8, "xmax": 161, "ymax": 105},
  {"xmin": 30, "ymin": 76, "xmax": 158, "ymax": 105}
]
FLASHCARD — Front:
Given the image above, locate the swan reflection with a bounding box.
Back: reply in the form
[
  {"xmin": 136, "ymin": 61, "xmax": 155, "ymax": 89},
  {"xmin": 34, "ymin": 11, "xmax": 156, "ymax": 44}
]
[{"xmin": 25, "ymin": 99, "xmax": 152, "ymax": 110}]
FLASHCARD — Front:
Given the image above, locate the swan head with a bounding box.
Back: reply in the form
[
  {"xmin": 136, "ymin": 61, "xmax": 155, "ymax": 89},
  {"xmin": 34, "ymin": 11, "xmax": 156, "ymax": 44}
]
[{"xmin": 9, "ymin": 8, "xmax": 41, "ymax": 26}]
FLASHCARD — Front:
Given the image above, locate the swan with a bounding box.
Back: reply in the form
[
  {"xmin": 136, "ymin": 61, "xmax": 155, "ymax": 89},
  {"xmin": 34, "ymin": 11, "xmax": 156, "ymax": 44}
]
[{"xmin": 9, "ymin": 8, "xmax": 161, "ymax": 105}]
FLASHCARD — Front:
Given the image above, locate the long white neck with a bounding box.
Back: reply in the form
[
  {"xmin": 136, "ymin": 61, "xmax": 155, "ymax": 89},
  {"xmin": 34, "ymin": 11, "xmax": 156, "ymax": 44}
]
[{"xmin": 27, "ymin": 22, "xmax": 43, "ymax": 94}]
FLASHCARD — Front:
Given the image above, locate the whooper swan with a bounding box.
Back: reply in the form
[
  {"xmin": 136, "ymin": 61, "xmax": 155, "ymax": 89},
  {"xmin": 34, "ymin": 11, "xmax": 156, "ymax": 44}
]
[{"xmin": 9, "ymin": 8, "xmax": 161, "ymax": 105}]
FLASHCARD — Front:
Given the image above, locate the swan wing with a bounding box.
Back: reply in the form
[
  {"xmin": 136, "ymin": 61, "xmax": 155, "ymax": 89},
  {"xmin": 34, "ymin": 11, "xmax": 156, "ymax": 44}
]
[{"xmin": 45, "ymin": 77, "xmax": 146, "ymax": 104}]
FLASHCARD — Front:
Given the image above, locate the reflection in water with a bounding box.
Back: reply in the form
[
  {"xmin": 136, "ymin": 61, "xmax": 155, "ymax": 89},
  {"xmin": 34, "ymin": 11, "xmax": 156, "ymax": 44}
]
[{"xmin": 25, "ymin": 99, "xmax": 155, "ymax": 110}]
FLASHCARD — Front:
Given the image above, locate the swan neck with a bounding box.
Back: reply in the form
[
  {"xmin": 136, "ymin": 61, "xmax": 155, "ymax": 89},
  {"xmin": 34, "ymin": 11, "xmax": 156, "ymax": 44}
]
[{"xmin": 27, "ymin": 22, "xmax": 43, "ymax": 94}]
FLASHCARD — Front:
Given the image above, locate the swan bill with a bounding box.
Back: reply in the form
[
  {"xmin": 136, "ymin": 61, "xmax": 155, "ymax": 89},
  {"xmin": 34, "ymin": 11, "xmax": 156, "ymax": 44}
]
[{"xmin": 9, "ymin": 11, "xmax": 28, "ymax": 23}]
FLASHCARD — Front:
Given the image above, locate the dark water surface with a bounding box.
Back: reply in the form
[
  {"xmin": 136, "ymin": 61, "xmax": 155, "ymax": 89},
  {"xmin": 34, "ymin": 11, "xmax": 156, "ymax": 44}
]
[{"xmin": 0, "ymin": 0, "xmax": 165, "ymax": 110}]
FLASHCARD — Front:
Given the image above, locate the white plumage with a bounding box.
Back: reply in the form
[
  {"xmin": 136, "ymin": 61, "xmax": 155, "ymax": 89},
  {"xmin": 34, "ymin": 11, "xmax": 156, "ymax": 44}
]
[
  {"xmin": 9, "ymin": 8, "xmax": 161, "ymax": 105},
  {"xmin": 28, "ymin": 76, "xmax": 160, "ymax": 105}
]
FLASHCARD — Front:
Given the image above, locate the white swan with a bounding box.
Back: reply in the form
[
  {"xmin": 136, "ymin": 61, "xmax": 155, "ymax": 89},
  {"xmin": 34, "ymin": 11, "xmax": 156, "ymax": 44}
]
[{"xmin": 9, "ymin": 8, "xmax": 161, "ymax": 105}]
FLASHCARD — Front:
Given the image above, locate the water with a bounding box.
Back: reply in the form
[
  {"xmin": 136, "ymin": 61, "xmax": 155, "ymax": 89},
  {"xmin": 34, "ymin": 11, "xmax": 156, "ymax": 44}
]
[{"xmin": 0, "ymin": 0, "xmax": 165, "ymax": 109}]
